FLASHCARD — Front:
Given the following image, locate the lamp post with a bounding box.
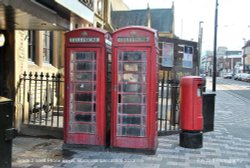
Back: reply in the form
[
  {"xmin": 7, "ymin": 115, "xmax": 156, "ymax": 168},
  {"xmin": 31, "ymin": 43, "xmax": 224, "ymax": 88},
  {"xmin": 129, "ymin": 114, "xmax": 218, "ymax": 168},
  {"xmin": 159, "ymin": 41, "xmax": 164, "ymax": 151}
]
[
  {"xmin": 198, "ymin": 21, "xmax": 204, "ymax": 75},
  {"xmin": 212, "ymin": 0, "xmax": 218, "ymax": 92}
]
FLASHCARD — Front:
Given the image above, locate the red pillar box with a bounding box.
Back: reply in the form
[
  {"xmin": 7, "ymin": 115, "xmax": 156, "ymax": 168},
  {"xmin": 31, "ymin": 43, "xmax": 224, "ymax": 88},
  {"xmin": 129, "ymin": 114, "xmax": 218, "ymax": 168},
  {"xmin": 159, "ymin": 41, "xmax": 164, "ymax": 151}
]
[
  {"xmin": 63, "ymin": 28, "xmax": 111, "ymax": 149},
  {"xmin": 179, "ymin": 76, "xmax": 203, "ymax": 149},
  {"xmin": 111, "ymin": 26, "xmax": 159, "ymax": 154}
]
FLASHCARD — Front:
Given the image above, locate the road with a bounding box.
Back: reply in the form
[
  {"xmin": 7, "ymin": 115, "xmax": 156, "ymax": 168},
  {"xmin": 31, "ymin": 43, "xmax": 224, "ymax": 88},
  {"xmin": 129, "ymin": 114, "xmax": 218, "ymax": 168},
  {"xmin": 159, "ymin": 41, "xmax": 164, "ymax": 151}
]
[{"xmin": 208, "ymin": 77, "xmax": 250, "ymax": 102}]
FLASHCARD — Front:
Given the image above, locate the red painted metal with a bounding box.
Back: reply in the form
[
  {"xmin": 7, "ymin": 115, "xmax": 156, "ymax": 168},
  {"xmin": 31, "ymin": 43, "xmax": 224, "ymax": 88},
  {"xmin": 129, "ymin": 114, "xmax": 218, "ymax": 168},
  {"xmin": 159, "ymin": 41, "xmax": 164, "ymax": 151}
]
[
  {"xmin": 180, "ymin": 76, "xmax": 203, "ymax": 131},
  {"xmin": 64, "ymin": 28, "xmax": 111, "ymax": 146},
  {"xmin": 111, "ymin": 26, "xmax": 159, "ymax": 152}
]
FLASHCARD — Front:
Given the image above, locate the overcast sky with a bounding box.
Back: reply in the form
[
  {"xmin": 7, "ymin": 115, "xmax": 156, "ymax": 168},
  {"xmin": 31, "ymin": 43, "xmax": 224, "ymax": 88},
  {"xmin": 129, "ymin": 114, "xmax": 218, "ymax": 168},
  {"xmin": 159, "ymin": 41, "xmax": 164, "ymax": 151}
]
[{"xmin": 123, "ymin": 0, "xmax": 250, "ymax": 52}]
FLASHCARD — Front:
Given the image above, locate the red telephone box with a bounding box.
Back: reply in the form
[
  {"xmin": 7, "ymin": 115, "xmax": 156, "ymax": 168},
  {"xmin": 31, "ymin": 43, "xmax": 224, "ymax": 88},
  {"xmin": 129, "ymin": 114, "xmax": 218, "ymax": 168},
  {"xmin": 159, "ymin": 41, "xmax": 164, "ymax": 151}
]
[
  {"xmin": 64, "ymin": 28, "xmax": 111, "ymax": 147},
  {"xmin": 179, "ymin": 76, "xmax": 203, "ymax": 148},
  {"xmin": 111, "ymin": 26, "xmax": 159, "ymax": 153}
]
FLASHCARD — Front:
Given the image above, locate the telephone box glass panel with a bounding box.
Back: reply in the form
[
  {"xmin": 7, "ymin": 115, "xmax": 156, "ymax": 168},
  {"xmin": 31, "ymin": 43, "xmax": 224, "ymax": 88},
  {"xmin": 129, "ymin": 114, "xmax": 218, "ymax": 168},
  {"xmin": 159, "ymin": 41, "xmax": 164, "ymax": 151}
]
[
  {"xmin": 117, "ymin": 51, "xmax": 147, "ymax": 137},
  {"xmin": 69, "ymin": 51, "xmax": 97, "ymax": 134}
]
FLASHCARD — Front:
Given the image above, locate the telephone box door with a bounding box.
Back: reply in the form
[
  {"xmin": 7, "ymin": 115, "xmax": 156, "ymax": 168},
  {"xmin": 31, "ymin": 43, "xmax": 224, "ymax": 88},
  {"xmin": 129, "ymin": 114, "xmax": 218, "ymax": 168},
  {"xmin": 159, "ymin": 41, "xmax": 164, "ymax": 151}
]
[
  {"xmin": 65, "ymin": 47, "xmax": 106, "ymax": 145},
  {"xmin": 111, "ymin": 48, "xmax": 153, "ymax": 149}
]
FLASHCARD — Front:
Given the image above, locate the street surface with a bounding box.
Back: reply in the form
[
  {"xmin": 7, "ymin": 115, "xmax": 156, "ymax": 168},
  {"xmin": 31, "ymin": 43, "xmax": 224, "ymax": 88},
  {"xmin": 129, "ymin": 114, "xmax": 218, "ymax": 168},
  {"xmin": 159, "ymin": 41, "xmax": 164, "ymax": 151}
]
[
  {"xmin": 12, "ymin": 77, "xmax": 250, "ymax": 168},
  {"xmin": 216, "ymin": 77, "xmax": 250, "ymax": 102}
]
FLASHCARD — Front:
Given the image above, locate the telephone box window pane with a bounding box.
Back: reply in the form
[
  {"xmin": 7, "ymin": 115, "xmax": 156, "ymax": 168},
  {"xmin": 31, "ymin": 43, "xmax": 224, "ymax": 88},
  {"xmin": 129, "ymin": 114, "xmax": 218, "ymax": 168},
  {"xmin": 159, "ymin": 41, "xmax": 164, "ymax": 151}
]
[
  {"xmin": 119, "ymin": 73, "xmax": 146, "ymax": 82},
  {"xmin": 117, "ymin": 126, "xmax": 145, "ymax": 136},
  {"xmin": 74, "ymin": 73, "xmax": 93, "ymax": 81},
  {"xmin": 121, "ymin": 105, "xmax": 141, "ymax": 114},
  {"xmin": 75, "ymin": 83, "xmax": 92, "ymax": 92},
  {"xmin": 76, "ymin": 62, "xmax": 92, "ymax": 71},
  {"xmin": 122, "ymin": 52, "xmax": 146, "ymax": 61},
  {"xmin": 75, "ymin": 103, "xmax": 93, "ymax": 112},
  {"xmin": 70, "ymin": 124, "xmax": 96, "ymax": 133},
  {"xmin": 119, "ymin": 116, "xmax": 141, "ymax": 125},
  {"xmin": 122, "ymin": 95, "xmax": 141, "ymax": 103},
  {"xmin": 75, "ymin": 114, "xmax": 92, "ymax": 122},
  {"xmin": 76, "ymin": 52, "xmax": 94, "ymax": 60},
  {"xmin": 75, "ymin": 93, "xmax": 92, "ymax": 101},
  {"xmin": 119, "ymin": 63, "xmax": 147, "ymax": 73},
  {"xmin": 123, "ymin": 63, "xmax": 139, "ymax": 71},
  {"xmin": 120, "ymin": 84, "xmax": 144, "ymax": 93},
  {"xmin": 123, "ymin": 63, "xmax": 146, "ymax": 72}
]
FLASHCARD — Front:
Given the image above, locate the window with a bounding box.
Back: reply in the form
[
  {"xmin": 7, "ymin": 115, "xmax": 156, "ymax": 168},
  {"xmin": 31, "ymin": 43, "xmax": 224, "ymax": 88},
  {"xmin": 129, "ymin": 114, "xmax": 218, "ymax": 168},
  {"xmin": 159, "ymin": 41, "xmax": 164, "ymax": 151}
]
[
  {"xmin": 97, "ymin": 0, "xmax": 102, "ymax": 16},
  {"xmin": 28, "ymin": 30, "xmax": 36, "ymax": 62},
  {"xmin": 43, "ymin": 31, "xmax": 53, "ymax": 64}
]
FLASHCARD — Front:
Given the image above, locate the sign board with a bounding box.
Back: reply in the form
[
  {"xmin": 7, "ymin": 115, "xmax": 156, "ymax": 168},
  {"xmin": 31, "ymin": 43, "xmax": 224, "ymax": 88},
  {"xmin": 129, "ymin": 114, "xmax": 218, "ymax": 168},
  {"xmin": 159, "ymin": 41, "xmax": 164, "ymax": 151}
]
[
  {"xmin": 182, "ymin": 45, "xmax": 193, "ymax": 68},
  {"xmin": 117, "ymin": 37, "xmax": 149, "ymax": 43},
  {"xmin": 161, "ymin": 42, "xmax": 174, "ymax": 67}
]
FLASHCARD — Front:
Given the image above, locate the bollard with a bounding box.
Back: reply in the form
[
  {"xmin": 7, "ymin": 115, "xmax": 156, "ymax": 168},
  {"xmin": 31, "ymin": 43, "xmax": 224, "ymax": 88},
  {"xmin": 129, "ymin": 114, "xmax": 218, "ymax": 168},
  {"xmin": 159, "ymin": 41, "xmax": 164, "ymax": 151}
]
[
  {"xmin": 202, "ymin": 92, "xmax": 216, "ymax": 132},
  {"xmin": 0, "ymin": 97, "xmax": 16, "ymax": 168}
]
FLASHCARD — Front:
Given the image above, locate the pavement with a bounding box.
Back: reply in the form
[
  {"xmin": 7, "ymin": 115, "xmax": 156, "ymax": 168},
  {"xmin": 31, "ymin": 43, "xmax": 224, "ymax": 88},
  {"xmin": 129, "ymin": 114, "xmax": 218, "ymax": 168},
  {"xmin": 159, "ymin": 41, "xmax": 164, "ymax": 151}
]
[{"xmin": 12, "ymin": 77, "xmax": 250, "ymax": 168}]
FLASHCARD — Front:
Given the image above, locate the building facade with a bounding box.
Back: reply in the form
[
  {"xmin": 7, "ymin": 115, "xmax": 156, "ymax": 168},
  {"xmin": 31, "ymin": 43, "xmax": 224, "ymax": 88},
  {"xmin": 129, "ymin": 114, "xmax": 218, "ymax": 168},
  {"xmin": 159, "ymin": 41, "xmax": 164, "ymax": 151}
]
[
  {"xmin": 0, "ymin": 0, "xmax": 128, "ymax": 130},
  {"xmin": 242, "ymin": 40, "xmax": 250, "ymax": 73},
  {"xmin": 111, "ymin": 3, "xmax": 175, "ymax": 37}
]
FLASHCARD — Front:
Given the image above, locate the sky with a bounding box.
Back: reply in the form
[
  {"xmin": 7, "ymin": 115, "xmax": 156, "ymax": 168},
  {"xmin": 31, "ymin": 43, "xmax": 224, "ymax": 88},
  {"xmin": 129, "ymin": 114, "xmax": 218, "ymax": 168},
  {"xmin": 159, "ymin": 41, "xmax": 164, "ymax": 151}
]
[{"xmin": 123, "ymin": 0, "xmax": 250, "ymax": 52}]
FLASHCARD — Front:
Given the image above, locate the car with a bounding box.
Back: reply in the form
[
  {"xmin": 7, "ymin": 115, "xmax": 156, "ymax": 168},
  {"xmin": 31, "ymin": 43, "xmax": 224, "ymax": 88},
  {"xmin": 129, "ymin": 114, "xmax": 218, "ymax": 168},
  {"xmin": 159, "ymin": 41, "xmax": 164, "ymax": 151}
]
[
  {"xmin": 223, "ymin": 72, "xmax": 233, "ymax": 79},
  {"xmin": 241, "ymin": 73, "xmax": 250, "ymax": 82},
  {"xmin": 200, "ymin": 74, "xmax": 206, "ymax": 78},
  {"xmin": 245, "ymin": 74, "xmax": 250, "ymax": 82},
  {"xmin": 233, "ymin": 73, "xmax": 240, "ymax": 80},
  {"xmin": 238, "ymin": 73, "xmax": 248, "ymax": 81}
]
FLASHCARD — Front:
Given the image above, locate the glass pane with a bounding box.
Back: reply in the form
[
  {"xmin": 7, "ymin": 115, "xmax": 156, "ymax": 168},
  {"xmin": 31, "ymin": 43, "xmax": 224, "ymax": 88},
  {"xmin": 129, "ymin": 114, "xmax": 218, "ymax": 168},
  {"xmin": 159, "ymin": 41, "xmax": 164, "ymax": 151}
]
[
  {"xmin": 75, "ymin": 93, "xmax": 92, "ymax": 102},
  {"xmin": 123, "ymin": 63, "xmax": 146, "ymax": 72},
  {"xmin": 122, "ymin": 52, "xmax": 146, "ymax": 61},
  {"xmin": 122, "ymin": 95, "xmax": 141, "ymax": 103},
  {"xmin": 119, "ymin": 73, "xmax": 146, "ymax": 82},
  {"xmin": 76, "ymin": 62, "xmax": 92, "ymax": 71},
  {"xmin": 119, "ymin": 116, "xmax": 141, "ymax": 125},
  {"xmin": 76, "ymin": 52, "xmax": 94, "ymax": 60},
  {"xmin": 75, "ymin": 103, "xmax": 93, "ymax": 112},
  {"xmin": 117, "ymin": 126, "xmax": 145, "ymax": 136},
  {"xmin": 72, "ymin": 73, "xmax": 93, "ymax": 81},
  {"xmin": 120, "ymin": 104, "xmax": 141, "ymax": 114},
  {"xmin": 121, "ymin": 84, "xmax": 144, "ymax": 93},
  {"xmin": 74, "ymin": 114, "xmax": 93, "ymax": 122},
  {"xmin": 75, "ymin": 83, "xmax": 92, "ymax": 92},
  {"xmin": 123, "ymin": 63, "xmax": 139, "ymax": 71},
  {"xmin": 70, "ymin": 124, "xmax": 96, "ymax": 133}
]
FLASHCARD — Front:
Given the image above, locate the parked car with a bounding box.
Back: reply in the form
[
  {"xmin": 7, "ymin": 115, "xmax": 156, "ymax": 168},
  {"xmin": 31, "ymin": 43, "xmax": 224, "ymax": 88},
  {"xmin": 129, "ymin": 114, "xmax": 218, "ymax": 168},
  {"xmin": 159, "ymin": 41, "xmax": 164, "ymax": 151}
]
[
  {"xmin": 223, "ymin": 72, "xmax": 233, "ymax": 79},
  {"xmin": 241, "ymin": 73, "xmax": 250, "ymax": 82},
  {"xmin": 239, "ymin": 73, "xmax": 249, "ymax": 81},
  {"xmin": 246, "ymin": 74, "xmax": 250, "ymax": 82},
  {"xmin": 233, "ymin": 73, "xmax": 240, "ymax": 80},
  {"xmin": 200, "ymin": 74, "xmax": 206, "ymax": 78}
]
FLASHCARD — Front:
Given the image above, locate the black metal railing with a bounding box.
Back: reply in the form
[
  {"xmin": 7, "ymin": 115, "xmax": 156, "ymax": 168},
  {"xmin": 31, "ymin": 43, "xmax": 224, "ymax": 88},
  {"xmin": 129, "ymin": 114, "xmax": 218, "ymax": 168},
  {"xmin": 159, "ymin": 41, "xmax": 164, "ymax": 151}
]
[
  {"xmin": 20, "ymin": 71, "xmax": 64, "ymax": 128},
  {"xmin": 158, "ymin": 71, "xmax": 180, "ymax": 135}
]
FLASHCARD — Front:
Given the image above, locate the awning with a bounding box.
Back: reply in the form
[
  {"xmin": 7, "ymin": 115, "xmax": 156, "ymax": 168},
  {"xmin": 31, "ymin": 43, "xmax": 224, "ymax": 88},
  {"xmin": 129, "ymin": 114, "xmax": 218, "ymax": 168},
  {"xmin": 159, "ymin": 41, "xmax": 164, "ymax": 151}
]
[{"xmin": 0, "ymin": 0, "xmax": 70, "ymax": 30}]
